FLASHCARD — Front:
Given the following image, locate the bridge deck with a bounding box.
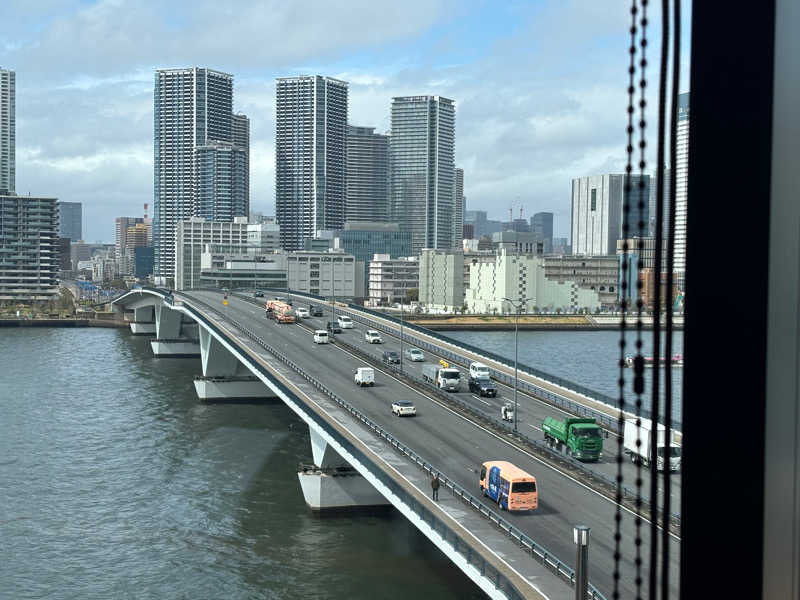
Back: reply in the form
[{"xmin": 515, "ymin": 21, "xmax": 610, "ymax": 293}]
[{"xmin": 181, "ymin": 290, "xmax": 681, "ymax": 600}]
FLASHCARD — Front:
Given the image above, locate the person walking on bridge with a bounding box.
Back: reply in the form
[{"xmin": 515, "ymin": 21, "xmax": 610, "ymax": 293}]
[{"xmin": 431, "ymin": 473, "xmax": 440, "ymax": 501}]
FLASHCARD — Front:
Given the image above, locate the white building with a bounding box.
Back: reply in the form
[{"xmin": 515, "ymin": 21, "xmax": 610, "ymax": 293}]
[
  {"xmin": 570, "ymin": 174, "xmax": 650, "ymax": 255},
  {"xmin": 200, "ymin": 248, "xmax": 287, "ymax": 290},
  {"xmin": 368, "ymin": 254, "xmax": 419, "ymax": 306},
  {"xmin": 466, "ymin": 248, "xmax": 600, "ymax": 314},
  {"xmin": 174, "ymin": 217, "xmax": 280, "ymax": 290},
  {"xmin": 197, "ymin": 247, "xmax": 361, "ymax": 299},
  {"xmin": 287, "ymin": 249, "xmax": 361, "ymax": 300},
  {"xmin": 419, "ymin": 249, "xmax": 464, "ymax": 312}
]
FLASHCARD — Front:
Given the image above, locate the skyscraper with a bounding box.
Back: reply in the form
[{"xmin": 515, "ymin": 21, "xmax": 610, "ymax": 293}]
[
  {"xmin": 390, "ymin": 95, "xmax": 456, "ymax": 255},
  {"xmin": 232, "ymin": 113, "xmax": 250, "ymax": 209},
  {"xmin": 58, "ymin": 202, "xmax": 82, "ymax": 241},
  {"xmin": 453, "ymin": 168, "xmax": 464, "ymax": 247},
  {"xmin": 345, "ymin": 125, "xmax": 389, "ymax": 223},
  {"xmin": 153, "ymin": 67, "xmax": 249, "ymax": 282},
  {"xmin": 570, "ymin": 174, "xmax": 650, "ymax": 255},
  {"xmin": 275, "ymin": 76, "xmax": 348, "ymax": 251},
  {"xmin": 674, "ymin": 92, "xmax": 689, "ymax": 283},
  {"xmin": 0, "ymin": 68, "xmax": 15, "ymax": 194}
]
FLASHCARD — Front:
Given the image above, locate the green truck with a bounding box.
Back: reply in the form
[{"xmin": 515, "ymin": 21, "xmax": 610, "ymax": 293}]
[{"xmin": 542, "ymin": 417, "xmax": 604, "ymax": 461}]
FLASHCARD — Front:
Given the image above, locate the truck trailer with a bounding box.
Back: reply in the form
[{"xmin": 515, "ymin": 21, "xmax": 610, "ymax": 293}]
[
  {"xmin": 623, "ymin": 417, "xmax": 682, "ymax": 472},
  {"xmin": 422, "ymin": 364, "xmax": 461, "ymax": 392},
  {"xmin": 542, "ymin": 417, "xmax": 604, "ymax": 461}
]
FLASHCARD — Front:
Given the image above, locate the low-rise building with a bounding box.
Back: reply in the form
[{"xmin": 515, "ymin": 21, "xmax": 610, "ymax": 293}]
[
  {"xmin": 419, "ymin": 249, "xmax": 464, "ymax": 312},
  {"xmin": 542, "ymin": 254, "xmax": 619, "ymax": 308},
  {"xmin": 200, "ymin": 248, "xmax": 288, "ymax": 290},
  {"xmin": 466, "ymin": 248, "xmax": 600, "ymax": 314},
  {"xmin": 368, "ymin": 254, "xmax": 419, "ymax": 306},
  {"xmin": 288, "ymin": 249, "xmax": 361, "ymax": 301},
  {"xmin": 175, "ymin": 217, "xmax": 280, "ymax": 290}
]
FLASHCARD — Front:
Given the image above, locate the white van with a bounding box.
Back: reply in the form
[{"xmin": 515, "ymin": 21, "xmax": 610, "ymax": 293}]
[
  {"xmin": 313, "ymin": 330, "xmax": 329, "ymax": 344},
  {"xmin": 354, "ymin": 367, "xmax": 375, "ymax": 387},
  {"xmin": 337, "ymin": 315, "xmax": 353, "ymax": 329},
  {"xmin": 469, "ymin": 362, "xmax": 491, "ymax": 380},
  {"xmin": 364, "ymin": 330, "xmax": 382, "ymax": 344}
]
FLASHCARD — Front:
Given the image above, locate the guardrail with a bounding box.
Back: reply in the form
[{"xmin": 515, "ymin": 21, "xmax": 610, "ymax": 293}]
[{"xmin": 175, "ymin": 290, "xmax": 607, "ymax": 600}]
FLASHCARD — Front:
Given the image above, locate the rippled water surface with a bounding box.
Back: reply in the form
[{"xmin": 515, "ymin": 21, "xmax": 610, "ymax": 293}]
[
  {"xmin": 444, "ymin": 329, "xmax": 684, "ymax": 425},
  {"xmin": 0, "ymin": 328, "xmax": 484, "ymax": 600}
]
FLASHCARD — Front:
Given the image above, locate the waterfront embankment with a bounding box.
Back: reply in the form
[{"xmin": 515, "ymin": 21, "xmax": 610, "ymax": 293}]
[{"xmin": 402, "ymin": 314, "xmax": 684, "ymax": 331}]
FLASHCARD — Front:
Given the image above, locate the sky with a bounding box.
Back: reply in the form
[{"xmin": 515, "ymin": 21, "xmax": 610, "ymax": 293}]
[{"xmin": 1, "ymin": 0, "xmax": 692, "ymax": 243}]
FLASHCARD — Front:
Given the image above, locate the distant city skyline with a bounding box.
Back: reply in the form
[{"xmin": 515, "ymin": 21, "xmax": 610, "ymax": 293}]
[{"xmin": 0, "ymin": 2, "xmax": 692, "ymax": 243}]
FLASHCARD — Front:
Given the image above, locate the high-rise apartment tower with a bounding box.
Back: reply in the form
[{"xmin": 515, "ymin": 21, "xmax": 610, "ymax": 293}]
[
  {"xmin": 390, "ymin": 96, "xmax": 456, "ymax": 255},
  {"xmin": 453, "ymin": 168, "xmax": 464, "ymax": 248},
  {"xmin": 275, "ymin": 76, "xmax": 348, "ymax": 250},
  {"xmin": 0, "ymin": 68, "xmax": 15, "ymax": 194},
  {"xmin": 153, "ymin": 67, "xmax": 249, "ymax": 282},
  {"xmin": 345, "ymin": 125, "xmax": 389, "ymax": 223}
]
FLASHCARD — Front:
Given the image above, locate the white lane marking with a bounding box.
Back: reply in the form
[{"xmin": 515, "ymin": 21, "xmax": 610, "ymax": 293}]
[
  {"xmin": 470, "ymin": 394, "xmax": 491, "ymax": 406},
  {"xmin": 325, "ymin": 332, "xmax": 681, "ymax": 542},
  {"xmin": 527, "ymin": 423, "xmax": 543, "ymax": 432}
]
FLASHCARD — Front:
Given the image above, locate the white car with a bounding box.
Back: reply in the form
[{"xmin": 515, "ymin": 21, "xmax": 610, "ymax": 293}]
[
  {"xmin": 364, "ymin": 330, "xmax": 382, "ymax": 344},
  {"xmin": 313, "ymin": 330, "xmax": 329, "ymax": 344},
  {"xmin": 405, "ymin": 348, "xmax": 424, "ymax": 362},
  {"xmin": 295, "ymin": 307, "xmax": 310, "ymax": 318},
  {"xmin": 337, "ymin": 315, "xmax": 353, "ymax": 329},
  {"xmin": 391, "ymin": 400, "xmax": 417, "ymax": 417}
]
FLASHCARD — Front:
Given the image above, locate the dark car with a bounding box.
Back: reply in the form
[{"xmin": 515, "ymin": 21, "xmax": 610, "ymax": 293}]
[
  {"xmin": 327, "ymin": 321, "xmax": 342, "ymax": 334},
  {"xmin": 468, "ymin": 376, "xmax": 497, "ymax": 397},
  {"xmin": 310, "ymin": 305, "xmax": 323, "ymax": 317},
  {"xmin": 254, "ymin": 291, "xmax": 264, "ymax": 298},
  {"xmin": 382, "ymin": 351, "xmax": 400, "ymax": 365}
]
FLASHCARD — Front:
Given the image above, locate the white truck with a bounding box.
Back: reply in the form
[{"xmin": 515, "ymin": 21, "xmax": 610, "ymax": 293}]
[
  {"xmin": 623, "ymin": 417, "xmax": 682, "ymax": 472},
  {"xmin": 422, "ymin": 363, "xmax": 461, "ymax": 392},
  {"xmin": 469, "ymin": 362, "xmax": 491, "ymax": 380},
  {"xmin": 354, "ymin": 367, "xmax": 375, "ymax": 387}
]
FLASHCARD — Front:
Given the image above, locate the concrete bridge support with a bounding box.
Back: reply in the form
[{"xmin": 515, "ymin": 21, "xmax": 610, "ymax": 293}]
[
  {"xmin": 297, "ymin": 428, "xmax": 390, "ymax": 512},
  {"xmin": 193, "ymin": 327, "xmax": 277, "ymax": 401},
  {"xmin": 150, "ymin": 304, "xmax": 200, "ymax": 357},
  {"xmin": 130, "ymin": 306, "xmax": 156, "ymax": 335}
]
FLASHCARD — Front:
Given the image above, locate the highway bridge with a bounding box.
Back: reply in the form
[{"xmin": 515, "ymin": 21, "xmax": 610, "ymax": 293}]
[{"xmin": 111, "ymin": 287, "xmax": 681, "ymax": 600}]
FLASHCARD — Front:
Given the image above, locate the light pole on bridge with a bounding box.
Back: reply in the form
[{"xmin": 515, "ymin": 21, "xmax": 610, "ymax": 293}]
[{"xmin": 501, "ymin": 296, "xmax": 526, "ymax": 433}]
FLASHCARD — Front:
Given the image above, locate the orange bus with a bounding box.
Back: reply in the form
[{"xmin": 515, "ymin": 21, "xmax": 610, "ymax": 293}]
[
  {"xmin": 265, "ymin": 300, "xmax": 296, "ymax": 324},
  {"xmin": 479, "ymin": 461, "xmax": 538, "ymax": 511}
]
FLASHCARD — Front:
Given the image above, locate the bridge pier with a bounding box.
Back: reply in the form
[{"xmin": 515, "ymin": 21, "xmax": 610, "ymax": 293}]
[
  {"xmin": 193, "ymin": 327, "xmax": 276, "ymax": 401},
  {"xmin": 130, "ymin": 306, "xmax": 156, "ymax": 335},
  {"xmin": 150, "ymin": 305, "xmax": 200, "ymax": 357},
  {"xmin": 298, "ymin": 428, "xmax": 390, "ymax": 512}
]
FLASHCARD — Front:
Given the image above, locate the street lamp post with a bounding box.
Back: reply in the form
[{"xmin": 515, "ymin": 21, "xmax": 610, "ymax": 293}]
[
  {"xmin": 502, "ymin": 296, "xmax": 526, "ymax": 432},
  {"xmin": 400, "ymin": 298, "xmax": 404, "ymax": 375}
]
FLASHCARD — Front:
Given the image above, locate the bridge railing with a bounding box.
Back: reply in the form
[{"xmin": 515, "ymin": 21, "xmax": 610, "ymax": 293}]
[
  {"xmin": 225, "ymin": 289, "xmax": 681, "ymax": 528},
  {"xmin": 175, "ymin": 291, "xmax": 608, "ymax": 600}
]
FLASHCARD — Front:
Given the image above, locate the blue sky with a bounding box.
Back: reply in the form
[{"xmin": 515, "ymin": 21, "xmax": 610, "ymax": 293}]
[{"xmin": 1, "ymin": 0, "xmax": 691, "ymax": 243}]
